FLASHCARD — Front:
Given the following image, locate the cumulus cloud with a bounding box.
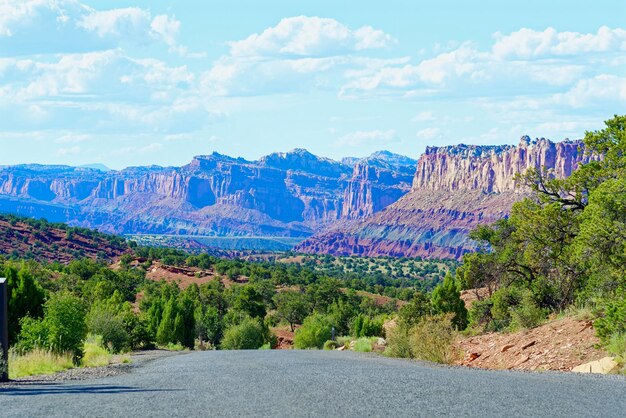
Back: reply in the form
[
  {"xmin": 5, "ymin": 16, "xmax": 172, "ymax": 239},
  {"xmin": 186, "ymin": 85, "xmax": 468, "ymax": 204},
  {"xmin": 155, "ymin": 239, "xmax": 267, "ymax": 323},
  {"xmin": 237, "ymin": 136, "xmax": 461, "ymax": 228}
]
[
  {"xmin": 0, "ymin": 0, "xmax": 187, "ymax": 55},
  {"xmin": 340, "ymin": 26, "xmax": 626, "ymax": 105},
  {"xmin": 492, "ymin": 26, "xmax": 626, "ymax": 59},
  {"xmin": 229, "ymin": 16, "xmax": 394, "ymax": 57}
]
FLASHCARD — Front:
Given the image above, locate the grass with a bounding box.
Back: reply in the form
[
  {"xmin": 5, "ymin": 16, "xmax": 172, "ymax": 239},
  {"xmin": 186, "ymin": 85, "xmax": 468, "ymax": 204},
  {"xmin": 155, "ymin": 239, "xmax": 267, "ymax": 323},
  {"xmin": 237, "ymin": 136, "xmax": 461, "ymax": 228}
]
[
  {"xmin": 81, "ymin": 335, "xmax": 112, "ymax": 368},
  {"xmin": 8, "ymin": 349, "xmax": 74, "ymax": 379},
  {"xmin": 160, "ymin": 342, "xmax": 186, "ymax": 351}
]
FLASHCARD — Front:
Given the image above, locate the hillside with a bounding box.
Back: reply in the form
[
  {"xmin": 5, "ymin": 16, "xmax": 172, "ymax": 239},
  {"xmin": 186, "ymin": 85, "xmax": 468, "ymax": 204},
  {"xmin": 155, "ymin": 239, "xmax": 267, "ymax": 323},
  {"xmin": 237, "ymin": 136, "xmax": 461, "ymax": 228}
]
[
  {"xmin": 296, "ymin": 137, "xmax": 592, "ymax": 259},
  {"xmin": 0, "ymin": 214, "xmax": 130, "ymax": 263}
]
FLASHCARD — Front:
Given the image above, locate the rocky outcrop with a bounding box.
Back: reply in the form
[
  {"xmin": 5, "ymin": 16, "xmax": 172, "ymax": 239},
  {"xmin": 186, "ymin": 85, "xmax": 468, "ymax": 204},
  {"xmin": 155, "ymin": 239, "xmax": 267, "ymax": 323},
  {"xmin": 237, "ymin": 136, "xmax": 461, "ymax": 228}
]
[
  {"xmin": 296, "ymin": 137, "xmax": 592, "ymax": 259},
  {"xmin": 0, "ymin": 150, "xmax": 413, "ymax": 239}
]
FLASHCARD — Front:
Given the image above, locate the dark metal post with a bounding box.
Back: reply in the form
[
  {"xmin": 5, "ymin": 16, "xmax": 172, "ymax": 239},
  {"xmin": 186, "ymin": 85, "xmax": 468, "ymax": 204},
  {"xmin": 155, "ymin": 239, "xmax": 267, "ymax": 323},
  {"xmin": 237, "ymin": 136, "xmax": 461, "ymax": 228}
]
[{"xmin": 0, "ymin": 278, "xmax": 8, "ymax": 381}]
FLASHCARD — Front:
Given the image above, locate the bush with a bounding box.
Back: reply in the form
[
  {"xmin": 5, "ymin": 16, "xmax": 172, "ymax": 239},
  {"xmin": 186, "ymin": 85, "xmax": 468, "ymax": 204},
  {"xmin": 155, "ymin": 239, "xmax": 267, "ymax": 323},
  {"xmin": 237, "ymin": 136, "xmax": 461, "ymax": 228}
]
[
  {"xmin": 385, "ymin": 324, "xmax": 413, "ymax": 359},
  {"xmin": 409, "ymin": 315, "xmax": 456, "ymax": 364},
  {"xmin": 468, "ymin": 298, "xmax": 494, "ymax": 330},
  {"xmin": 353, "ymin": 337, "xmax": 375, "ymax": 353},
  {"xmin": 594, "ymin": 298, "xmax": 626, "ymax": 343},
  {"xmin": 221, "ymin": 317, "xmax": 267, "ymax": 350},
  {"xmin": 86, "ymin": 306, "xmax": 130, "ymax": 353},
  {"xmin": 431, "ymin": 274, "xmax": 468, "ymax": 330},
  {"xmin": 351, "ymin": 315, "xmax": 384, "ymax": 338},
  {"xmin": 294, "ymin": 314, "xmax": 332, "ymax": 349},
  {"xmin": 44, "ymin": 293, "xmax": 87, "ymax": 362},
  {"xmin": 323, "ymin": 340, "xmax": 337, "ymax": 350},
  {"xmin": 14, "ymin": 316, "xmax": 49, "ymax": 354},
  {"xmin": 509, "ymin": 293, "xmax": 547, "ymax": 330},
  {"xmin": 385, "ymin": 315, "xmax": 456, "ymax": 364},
  {"xmin": 607, "ymin": 333, "xmax": 626, "ymax": 359}
]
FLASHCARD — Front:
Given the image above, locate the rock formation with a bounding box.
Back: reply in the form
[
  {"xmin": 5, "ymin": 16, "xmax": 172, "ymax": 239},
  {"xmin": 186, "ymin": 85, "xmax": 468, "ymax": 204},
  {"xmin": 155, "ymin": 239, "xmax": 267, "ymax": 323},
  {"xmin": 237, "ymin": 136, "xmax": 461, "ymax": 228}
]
[
  {"xmin": 0, "ymin": 150, "xmax": 414, "ymax": 239},
  {"xmin": 296, "ymin": 137, "xmax": 592, "ymax": 259}
]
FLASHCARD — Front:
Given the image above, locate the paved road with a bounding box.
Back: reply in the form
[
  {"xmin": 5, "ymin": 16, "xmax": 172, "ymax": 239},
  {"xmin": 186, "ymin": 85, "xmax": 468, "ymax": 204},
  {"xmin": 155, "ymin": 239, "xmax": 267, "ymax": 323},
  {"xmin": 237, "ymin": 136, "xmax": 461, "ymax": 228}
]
[{"xmin": 1, "ymin": 350, "xmax": 625, "ymax": 417}]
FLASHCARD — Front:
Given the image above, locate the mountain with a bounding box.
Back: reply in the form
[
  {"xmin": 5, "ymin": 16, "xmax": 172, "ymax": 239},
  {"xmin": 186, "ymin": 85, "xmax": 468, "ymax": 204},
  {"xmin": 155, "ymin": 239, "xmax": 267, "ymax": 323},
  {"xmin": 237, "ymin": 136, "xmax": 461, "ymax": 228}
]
[
  {"xmin": 79, "ymin": 163, "xmax": 111, "ymax": 172},
  {"xmin": 0, "ymin": 149, "xmax": 414, "ymax": 239},
  {"xmin": 295, "ymin": 137, "xmax": 592, "ymax": 260}
]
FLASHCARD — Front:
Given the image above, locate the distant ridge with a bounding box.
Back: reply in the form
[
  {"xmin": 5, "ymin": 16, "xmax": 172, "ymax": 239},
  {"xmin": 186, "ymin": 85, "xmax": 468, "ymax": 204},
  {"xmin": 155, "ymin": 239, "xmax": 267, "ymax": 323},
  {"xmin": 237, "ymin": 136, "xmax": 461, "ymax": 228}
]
[{"xmin": 0, "ymin": 149, "xmax": 415, "ymax": 241}]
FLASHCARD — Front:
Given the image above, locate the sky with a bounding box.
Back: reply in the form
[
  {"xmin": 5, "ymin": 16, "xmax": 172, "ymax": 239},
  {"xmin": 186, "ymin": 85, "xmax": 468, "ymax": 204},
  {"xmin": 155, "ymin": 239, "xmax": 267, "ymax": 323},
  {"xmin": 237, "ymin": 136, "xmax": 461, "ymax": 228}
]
[{"xmin": 0, "ymin": 0, "xmax": 625, "ymax": 169}]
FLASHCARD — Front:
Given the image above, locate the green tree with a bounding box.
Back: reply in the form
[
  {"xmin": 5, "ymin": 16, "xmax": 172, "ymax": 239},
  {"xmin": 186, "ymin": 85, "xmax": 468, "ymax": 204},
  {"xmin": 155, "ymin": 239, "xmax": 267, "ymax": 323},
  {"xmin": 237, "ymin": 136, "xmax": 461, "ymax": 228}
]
[
  {"xmin": 44, "ymin": 293, "xmax": 87, "ymax": 361},
  {"xmin": 156, "ymin": 296, "xmax": 178, "ymax": 345},
  {"xmin": 274, "ymin": 291, "xmax": 310, "ymax": 332},
  {"xmin": 431, "ymin": 274, "xmax": 468, "ymax": 330},
  {"xmin": 398, "ymin": 291, "xmax": 431, "ymax": 327},
  {"xmin": 6, "ymin": 266, "xmax": 46, "ymax": 345},
  {"xmin": 232, "ymin": 285, "xmax": 266, "ymax": 319}
]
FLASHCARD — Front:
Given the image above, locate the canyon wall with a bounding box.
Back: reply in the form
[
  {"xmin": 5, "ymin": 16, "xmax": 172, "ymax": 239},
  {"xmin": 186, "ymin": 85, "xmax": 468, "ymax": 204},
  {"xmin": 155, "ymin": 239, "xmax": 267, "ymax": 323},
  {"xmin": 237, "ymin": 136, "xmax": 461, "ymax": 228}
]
[
  {"xmin": 296, "ymin": 137, "xmax": 591, "ymax": 259},
  {"xmin": 0, "ymin": 149, "xmax": 414, "ymax": 238}
]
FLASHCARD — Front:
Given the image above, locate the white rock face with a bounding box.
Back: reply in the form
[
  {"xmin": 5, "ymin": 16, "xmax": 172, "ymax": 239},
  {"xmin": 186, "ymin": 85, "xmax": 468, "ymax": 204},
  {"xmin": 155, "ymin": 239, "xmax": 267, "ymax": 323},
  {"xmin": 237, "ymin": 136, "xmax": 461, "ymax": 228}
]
[{"xmin": 413, "ymin": 137, "xmax": 592, "ymax": 194}]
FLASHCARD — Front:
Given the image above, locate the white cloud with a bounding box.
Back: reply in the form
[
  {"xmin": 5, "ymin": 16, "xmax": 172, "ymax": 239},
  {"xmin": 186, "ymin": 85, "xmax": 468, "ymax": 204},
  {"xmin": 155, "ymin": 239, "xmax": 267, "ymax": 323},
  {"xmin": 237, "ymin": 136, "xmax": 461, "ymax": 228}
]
[
  {"xmin": 77, "ymin": 7, "xmax": 150, "ymax": 38},
  {"xmin": 411, "ymin": 111, "xmax": 435, "ymax": 122},
  {"xmin": 492, "ymin": 26, "xmax": 626, "ymax": 59},
  {"xmin": 150, "ymin": 14, "xmax": 181, "ymax": 47},
  {"xmin": 0, "ymin": 0, "xmax": 188, "ymax": 55},
  {"xmin": 340, "ymin": 27, "xmax": 626, "ymax": 101},
  {"xmin": 416, "ymin": 127, "xmax": 441, "ymax": 140},
  {"xmin": 554, "ymin": 74, "xmax": 626, "ymax": 108},
  {"xmin": 336, "ymin": 129, "xmax": 399, "ymax": 147},
  {"xmin": 228, "ymin": 16, "xmax": 394, "ymax": 57}
]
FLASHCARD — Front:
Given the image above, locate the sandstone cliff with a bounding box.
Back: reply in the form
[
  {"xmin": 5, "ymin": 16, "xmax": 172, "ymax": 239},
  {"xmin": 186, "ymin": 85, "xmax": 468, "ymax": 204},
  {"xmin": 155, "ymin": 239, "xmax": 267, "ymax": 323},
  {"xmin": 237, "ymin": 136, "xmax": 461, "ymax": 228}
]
[
  {"xmin": 0, "ymin": 150, "xmax": 413, "ymax": 239},
  {"xmin": 296, "ymin": 137, "xmax": 591, "ymax": 259}
]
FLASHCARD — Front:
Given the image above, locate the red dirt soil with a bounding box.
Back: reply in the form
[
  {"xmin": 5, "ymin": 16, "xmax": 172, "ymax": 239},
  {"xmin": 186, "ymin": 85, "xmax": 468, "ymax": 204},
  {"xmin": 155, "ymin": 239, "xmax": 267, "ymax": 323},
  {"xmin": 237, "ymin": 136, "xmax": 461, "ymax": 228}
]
[{"xmin": 454, "ymin": 316, "xmax": 607, "ymax": 372}]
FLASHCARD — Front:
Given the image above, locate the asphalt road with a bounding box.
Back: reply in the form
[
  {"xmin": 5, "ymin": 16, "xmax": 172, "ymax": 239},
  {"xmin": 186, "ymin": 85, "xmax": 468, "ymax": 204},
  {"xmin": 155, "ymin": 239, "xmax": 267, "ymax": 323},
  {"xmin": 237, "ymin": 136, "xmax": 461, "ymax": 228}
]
[{"xmin": 1, "ymin": 350, "xmax": 625, "ymax": 417}]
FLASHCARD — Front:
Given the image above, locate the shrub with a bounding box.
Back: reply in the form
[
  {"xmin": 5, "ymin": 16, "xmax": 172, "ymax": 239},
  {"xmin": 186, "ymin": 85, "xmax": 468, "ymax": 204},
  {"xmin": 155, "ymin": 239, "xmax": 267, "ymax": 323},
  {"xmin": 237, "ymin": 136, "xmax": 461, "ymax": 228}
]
[
  {"xmin": 336, "ymin": 336, "xmax": 352, "ymax": 348},
  {"xmin": 509, "ymin": 293, "xmax": 547, "ymax": 330},
  {"xmin": 385, "ymin": 324, "xmax": 413, "ymax": 359},
  {"xmin": 409, "ymin": 315, "xmax": 456, "ymax": 364},
  {"xmin": 86, "ymin": 306, "xmax": 130, "ymax": 353},
  {"xmin": 607, "ymin": 333, "xmax": 626, "ymax": 359},
  {"xmin": 14, "ymin": 316, "xmax": 49, "ymax": 354},
  {"xmin": 221, "ymin": 317, "xmax": 267, "ymax": 350},
  {"xmin": 294, "ymin": 314, "xmax": 332, "ymax": 349},
  {"xmin": 468, "ymin": 298, "xmax": 494, "ymax": 330},
  {"xmin": 44, "ymin": 293, "xmax": 87, "ymax": 362},
  {"xmin": 323, "ymin": 340, "xmax": 337, "ymax": 350},
  {"xmin": 352, "ymin": 315, "xmax": 384, "ymax": 338},
  {"xmin": 353, "ymin": 337, "xmax": 375, "ymax": 353},
  {"xmin": 594, "ymin": 298, "xmax": 626, "ymax": 343},
  {"xmin": 431, "ymin": 274, "xmax": 468, "ymax": 330},
  {"xmin": 385, "ymin": 315, "xmax": 456, "ymax": 364}
]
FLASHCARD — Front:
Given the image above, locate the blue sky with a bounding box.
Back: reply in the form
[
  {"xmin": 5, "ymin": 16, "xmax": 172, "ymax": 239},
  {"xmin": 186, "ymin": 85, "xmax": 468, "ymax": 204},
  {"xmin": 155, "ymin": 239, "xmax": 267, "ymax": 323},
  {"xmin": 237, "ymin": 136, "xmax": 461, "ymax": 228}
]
[{"xmin": 1, "ymin": 0, "xmax": 625, "ymax": 169}]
